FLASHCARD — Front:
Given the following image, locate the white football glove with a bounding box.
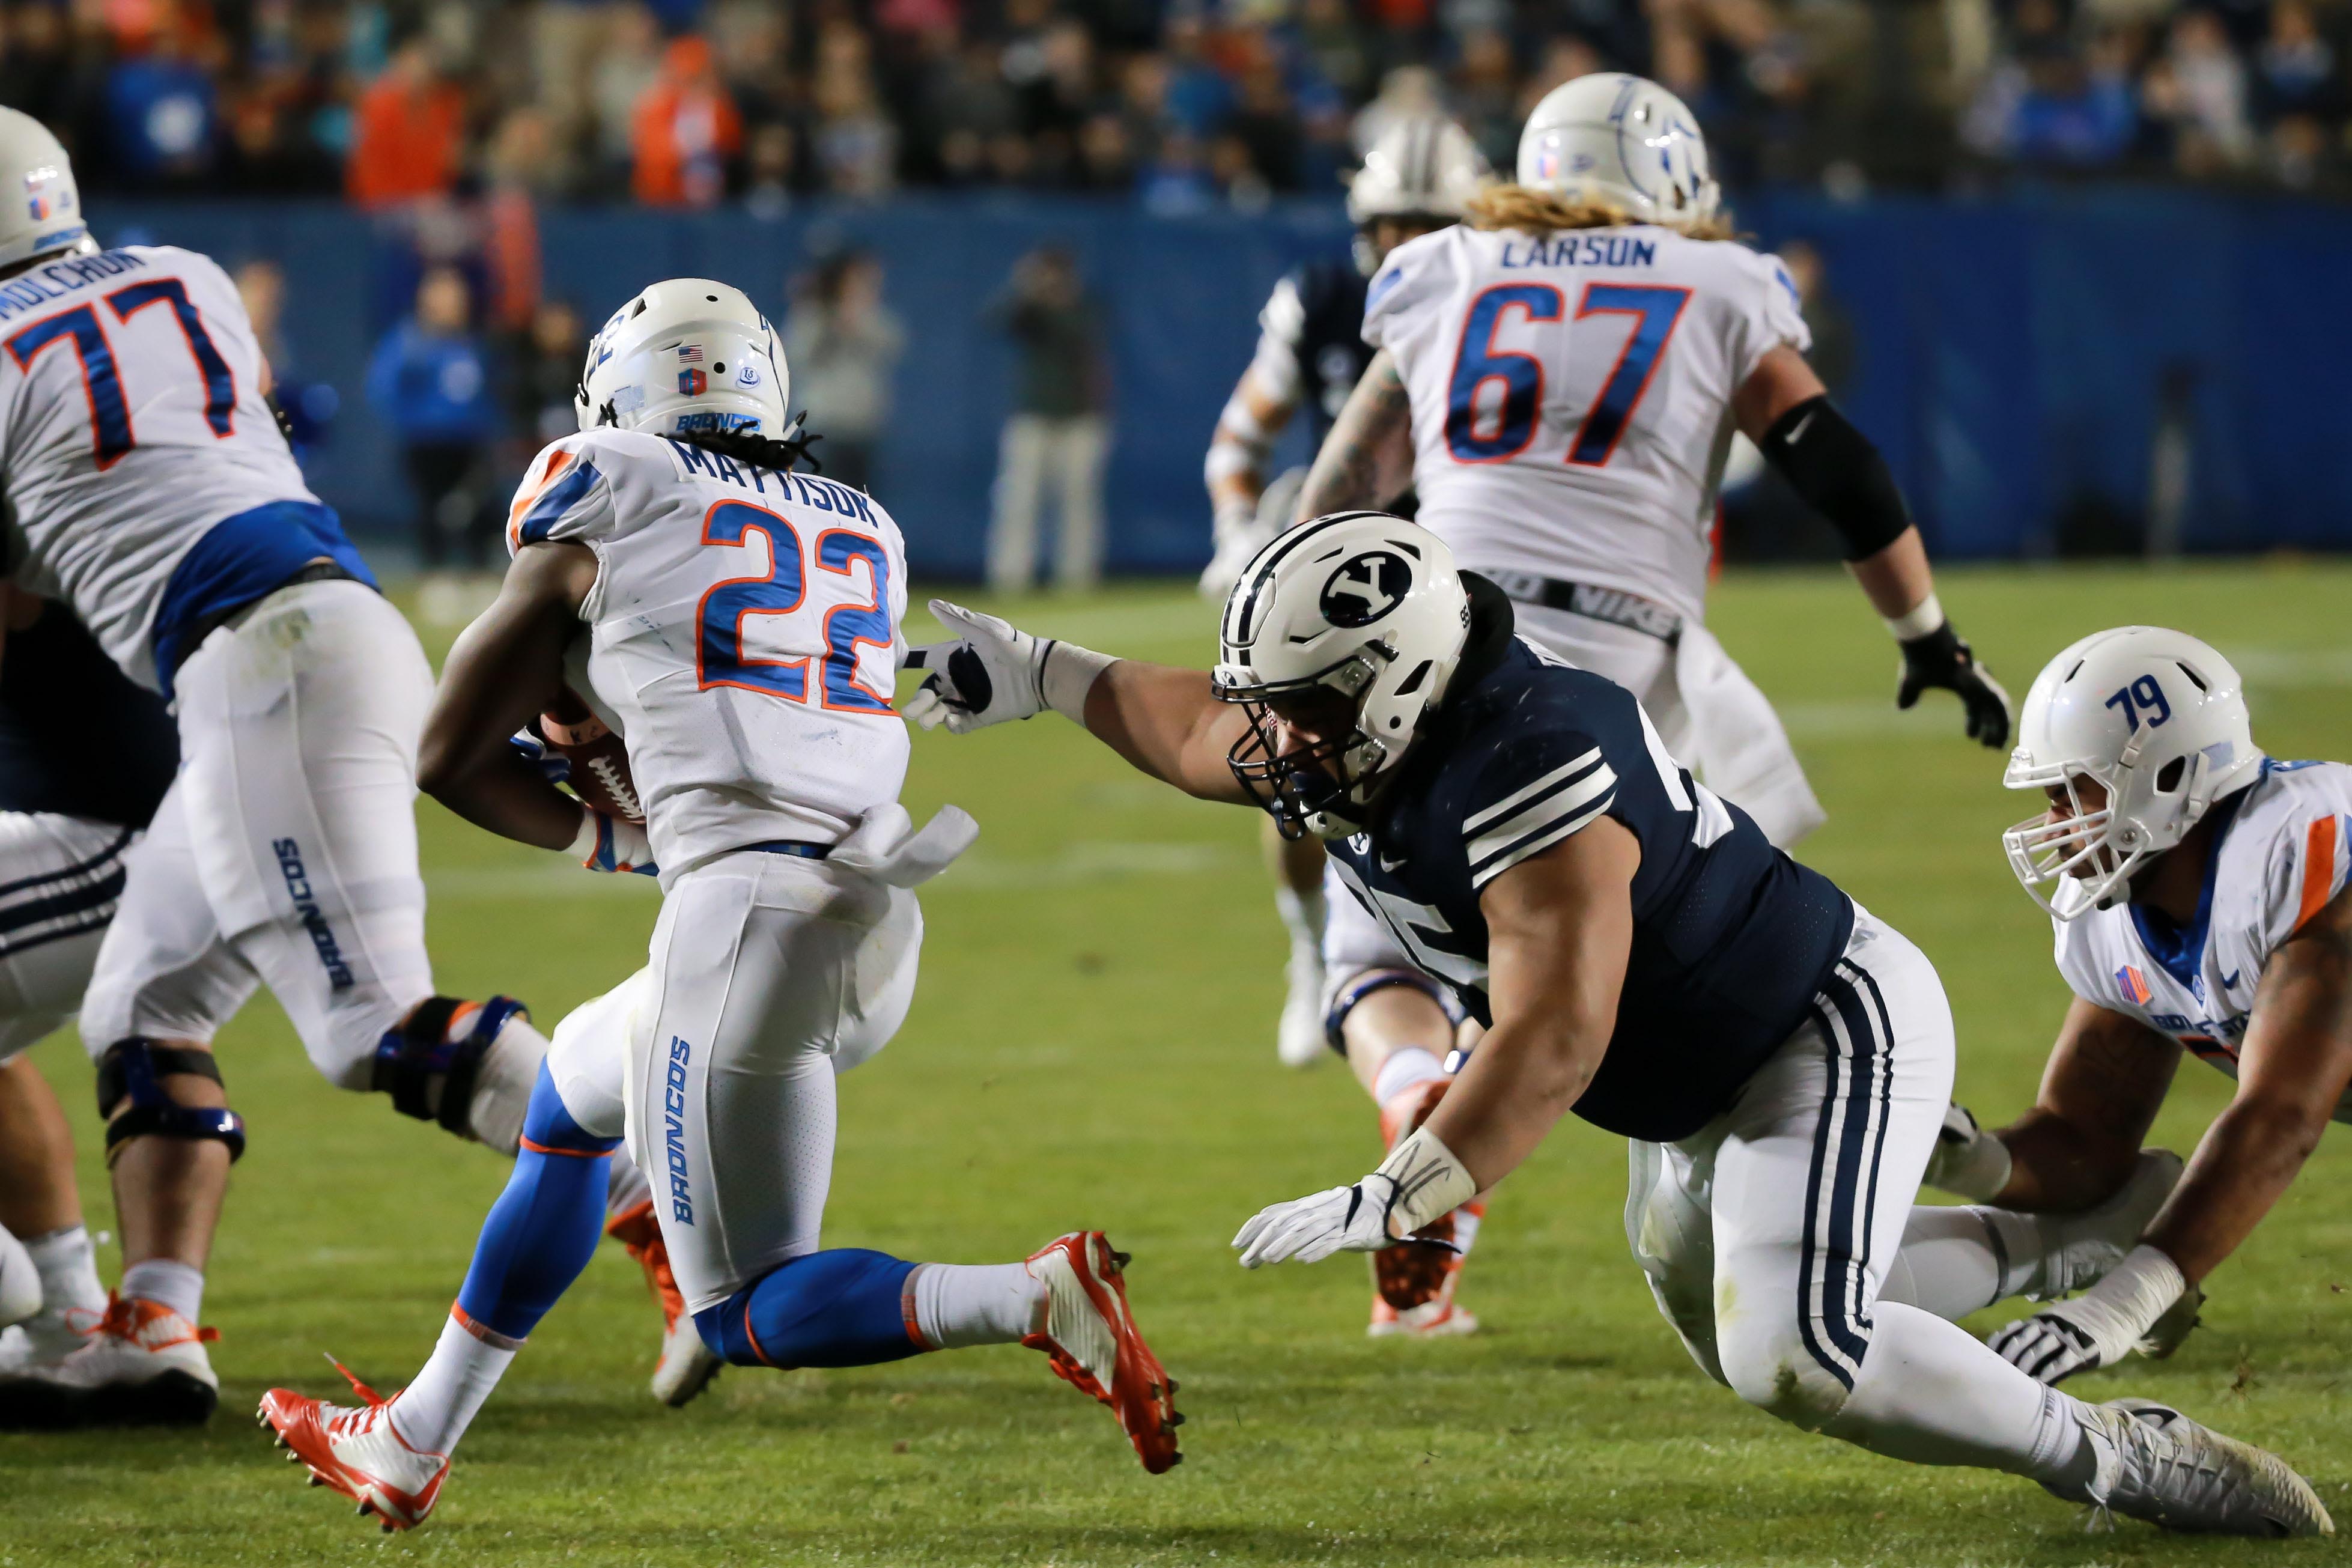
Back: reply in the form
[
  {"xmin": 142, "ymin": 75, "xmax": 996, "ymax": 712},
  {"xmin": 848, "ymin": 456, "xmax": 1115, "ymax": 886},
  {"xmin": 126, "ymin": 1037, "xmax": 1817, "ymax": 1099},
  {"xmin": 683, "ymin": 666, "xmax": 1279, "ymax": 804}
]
[
  {"xmin": 902, "ymin": 600, "xmax": 1113, "ymax": 734},
  {"xmin": 1233, "ymin": 1178, "xmax": 1403, "ymax": 1268},
  {"xmin": 902, "ymin": 601, "xmax": 1050, "ymax": 733},
  {"xmin": 568, "ymin": 807, "xmax": 657, "ymax": 877},
  {"xmin": 1232, "ymin": 1127, "xmax": 1480, "ymax": 1269},
  {"xmin": 1921, "ymin": 1102, "xmax": 2014, "ymax": 1201},
  {"xmin": 1989, "ymin": 1244, "xmax": 2188, "ymax": 1385}
]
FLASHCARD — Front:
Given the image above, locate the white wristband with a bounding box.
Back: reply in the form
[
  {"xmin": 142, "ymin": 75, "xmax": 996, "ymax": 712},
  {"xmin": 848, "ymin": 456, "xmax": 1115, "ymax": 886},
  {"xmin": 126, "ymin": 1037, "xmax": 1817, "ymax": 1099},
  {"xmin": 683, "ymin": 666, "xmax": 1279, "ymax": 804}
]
[
  {"xmin": 1374, "ymin": 1126, "xmax": 1479, "ymax": 1238},
  {"xmin": 1039, "ymin": 640, "xmax": 1116, "ymax": 726},
  {"xmin": 2086, "ymin": 1243, "xmax": 2189, "ymax": 1345},
  {"xmin": 1883, "ymin": 592, "xmax": 1945, "ymax": 642},
  {"xmin": 564, "ymin": 805, "xmax": 599, "ymax": 860}
]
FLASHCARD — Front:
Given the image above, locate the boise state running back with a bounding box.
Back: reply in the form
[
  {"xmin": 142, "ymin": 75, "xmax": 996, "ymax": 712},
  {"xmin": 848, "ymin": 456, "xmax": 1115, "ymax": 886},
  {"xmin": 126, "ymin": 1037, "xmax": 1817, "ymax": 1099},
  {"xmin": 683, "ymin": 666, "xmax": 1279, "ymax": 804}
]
[
  {"xmin": 259, "ymin": 279, "xmax": 1181, "ymax": 1534},
  {"xmin": 907, "ymin": 512, "xmax": 2333, "ymax": 1539}
]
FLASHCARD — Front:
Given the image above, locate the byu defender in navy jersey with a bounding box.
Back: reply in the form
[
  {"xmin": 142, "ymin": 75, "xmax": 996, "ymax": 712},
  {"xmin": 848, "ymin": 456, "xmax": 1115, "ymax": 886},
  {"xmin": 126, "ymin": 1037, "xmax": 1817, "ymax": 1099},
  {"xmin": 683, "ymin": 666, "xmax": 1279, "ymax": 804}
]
[{"xmin": 908, "ymin": 512, "xmax": 2330, "ymax": 1537}]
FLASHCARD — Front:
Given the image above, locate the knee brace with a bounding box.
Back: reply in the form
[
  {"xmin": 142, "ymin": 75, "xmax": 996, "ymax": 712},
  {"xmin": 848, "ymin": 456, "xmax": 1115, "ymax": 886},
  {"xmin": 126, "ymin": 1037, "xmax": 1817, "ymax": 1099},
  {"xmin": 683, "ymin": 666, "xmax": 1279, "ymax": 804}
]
[
  {"xmin": 372, "ymin": 996, "xmax": 530, "ymax": 1137},
  {"xmin": 1323, "ymin": 967, "xmax": 1465, "ymax": 1057},
  {"xmin": 94, "ymin": 1039, "xmax": 246, "ymax": 1166}
]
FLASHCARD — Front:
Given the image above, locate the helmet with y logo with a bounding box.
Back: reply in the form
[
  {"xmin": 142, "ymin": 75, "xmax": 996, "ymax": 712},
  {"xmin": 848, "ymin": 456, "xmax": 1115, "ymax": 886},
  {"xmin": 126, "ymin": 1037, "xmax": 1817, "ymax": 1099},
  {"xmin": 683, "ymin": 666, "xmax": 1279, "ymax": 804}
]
[
  {"xmin": 2001, "ymin": 626, "xmax": 2263, "ymax": 917},
  {"xmin": 1213, "ymin": 512, "xmax": 1471, "ymax": 839}
]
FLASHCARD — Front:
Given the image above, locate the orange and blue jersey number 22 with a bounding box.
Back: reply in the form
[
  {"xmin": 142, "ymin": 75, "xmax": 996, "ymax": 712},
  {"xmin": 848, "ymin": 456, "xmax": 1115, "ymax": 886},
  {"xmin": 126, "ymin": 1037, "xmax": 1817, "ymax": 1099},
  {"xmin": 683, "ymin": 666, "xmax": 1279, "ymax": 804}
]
[
  {"xmin": 5, "ymin": 279, "xmax": 236, "ymax": 469},
  {"xmin": 1444, "ymin": 282, "xmax": 1689, "ymax": 467},
  {"xmin": 696, "ymin": 500, "xmax": 893, "ymax": 714}
]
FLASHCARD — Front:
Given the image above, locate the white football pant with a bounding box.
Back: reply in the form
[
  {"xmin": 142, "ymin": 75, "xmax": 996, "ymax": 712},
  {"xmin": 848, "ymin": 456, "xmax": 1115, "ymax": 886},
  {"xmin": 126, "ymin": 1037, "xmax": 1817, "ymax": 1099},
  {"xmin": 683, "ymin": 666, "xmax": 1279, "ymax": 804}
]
[
  {"xmin": 542, "ymin": 848, "xmax": 922, "ymax": 1314},
  {"xmin": 1624, "ymin": 907, "xmax": 2080, "ymax": 1478},
  {"xmin": 0, "ymin": 813, "xmax": 136, "ymax": 1063},
  {"xmin": 79, "ymin": 579, "xmax": 437, "ymax": 1086}
]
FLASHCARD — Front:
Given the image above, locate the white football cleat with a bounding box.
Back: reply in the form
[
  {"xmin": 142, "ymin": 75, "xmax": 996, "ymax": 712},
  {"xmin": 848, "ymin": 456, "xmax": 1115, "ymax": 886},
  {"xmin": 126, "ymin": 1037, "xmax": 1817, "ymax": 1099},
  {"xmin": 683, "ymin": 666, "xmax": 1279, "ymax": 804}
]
[
  {"xmin": 1023, "ymin": 1232, "xmax": 1182, "ymax": 1474},
  {"xmin": 606, "ymin": 1200, "xmax": 723, "ymax": 1408},
  {"xmin": 0, "ymin": 1226, "xmax": 38, "ymax": 1329},
  {"xmin": 258, "ymin": 1363, "xmax": 449, "ymax": 1533},
  {"xmin": 0, "ymin": 1301, "xmax": 104, "ymax": 1373},
  {"xmin": 1276, "ymin": 944, "xmax": 1327, "ymax": 1070},
  {"xmin": 2053, "ymin": 1397, "xmax": 2333, "ymax": 1537},
  {"xmin": 0, "ymin": 1293, "xmax": 219, "ymax": 1429},
  {"xmin": 1367, "ymin": 1295, "xmax": 1481, "ymax": 1339}
]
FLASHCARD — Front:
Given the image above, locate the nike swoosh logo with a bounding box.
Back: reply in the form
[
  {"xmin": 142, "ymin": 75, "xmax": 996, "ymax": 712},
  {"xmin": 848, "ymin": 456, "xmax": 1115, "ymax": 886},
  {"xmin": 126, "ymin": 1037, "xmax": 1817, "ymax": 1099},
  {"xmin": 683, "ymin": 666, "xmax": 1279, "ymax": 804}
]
[
  {"xmin": 1785, "ymin": 409, "xmax": 1817, "ymax": 443},
  {"xmin": 2221, "ymin": 970, "xmax": 2241, "ymax": 990},
  {"xmin": 1379, "ymin": 855, "xmax": 1405, "ymax": 872}
]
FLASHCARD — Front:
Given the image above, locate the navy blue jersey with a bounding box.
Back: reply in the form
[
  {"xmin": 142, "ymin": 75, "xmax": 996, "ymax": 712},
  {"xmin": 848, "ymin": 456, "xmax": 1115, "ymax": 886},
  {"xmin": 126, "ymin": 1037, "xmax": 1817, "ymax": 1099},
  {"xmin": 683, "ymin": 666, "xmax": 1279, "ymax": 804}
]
[
  {"xmin": 0, "ymin": 601, "xmax": 178, "ymax": 827},
  {"xmin": 1272, "ymin": 260, "xmax": 1376, "ymax": 446},
  {"xmin": 1325, "ymin": 591, "xmax": 1853, "ymax": 1142}
]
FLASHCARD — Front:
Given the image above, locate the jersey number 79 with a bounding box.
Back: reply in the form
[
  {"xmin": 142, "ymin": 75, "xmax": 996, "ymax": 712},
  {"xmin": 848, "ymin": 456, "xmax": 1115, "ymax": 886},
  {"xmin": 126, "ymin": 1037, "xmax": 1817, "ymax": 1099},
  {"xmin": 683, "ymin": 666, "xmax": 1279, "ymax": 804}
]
[{"xmin": 1444, "ymin": 282, "xmax": 1691, "ymax": 467}]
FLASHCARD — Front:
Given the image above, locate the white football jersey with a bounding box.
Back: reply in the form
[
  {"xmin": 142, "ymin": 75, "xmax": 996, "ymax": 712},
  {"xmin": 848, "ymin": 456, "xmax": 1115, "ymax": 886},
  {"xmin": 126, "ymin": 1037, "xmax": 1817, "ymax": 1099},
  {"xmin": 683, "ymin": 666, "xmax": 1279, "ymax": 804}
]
[
  {"xmin": 2050, "ymin": 760, "xmax": 2352, "ymax": 1120},
  {"xmin": 0, "ymin": 245, "xmax": 321, "ymax": 685},
  {"xmin": 1364, "ymin": 223, "xmax": 1809, "ymax": 624},
  {"xmin": 508, "ymin": 428, "xmax": 909, "ymax": 879}
]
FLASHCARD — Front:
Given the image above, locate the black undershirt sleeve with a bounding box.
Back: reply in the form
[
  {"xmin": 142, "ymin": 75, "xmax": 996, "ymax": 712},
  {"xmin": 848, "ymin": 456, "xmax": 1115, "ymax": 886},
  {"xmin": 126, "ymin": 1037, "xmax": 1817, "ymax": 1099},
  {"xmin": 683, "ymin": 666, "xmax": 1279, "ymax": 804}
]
[{"xmin": 1756, "ymin": 395, "xmax": 1912, "ymax": 562}]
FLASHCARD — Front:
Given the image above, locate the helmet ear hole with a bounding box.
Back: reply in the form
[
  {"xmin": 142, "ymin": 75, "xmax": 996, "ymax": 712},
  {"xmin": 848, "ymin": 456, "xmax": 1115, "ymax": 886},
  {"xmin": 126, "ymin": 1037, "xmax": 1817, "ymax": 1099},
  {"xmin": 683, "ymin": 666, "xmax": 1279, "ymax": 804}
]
[{"xmin": 2156, "ymin": 756, "xmax": 2187, "ymax": 792}]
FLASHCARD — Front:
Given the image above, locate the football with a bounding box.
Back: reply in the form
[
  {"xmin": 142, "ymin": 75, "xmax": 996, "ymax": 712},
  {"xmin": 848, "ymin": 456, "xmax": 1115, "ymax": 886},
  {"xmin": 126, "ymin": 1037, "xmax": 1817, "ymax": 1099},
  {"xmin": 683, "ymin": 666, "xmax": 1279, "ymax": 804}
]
[{"xmin": 541, "ymin": 686, "xmax": 643, "ymax": 823}]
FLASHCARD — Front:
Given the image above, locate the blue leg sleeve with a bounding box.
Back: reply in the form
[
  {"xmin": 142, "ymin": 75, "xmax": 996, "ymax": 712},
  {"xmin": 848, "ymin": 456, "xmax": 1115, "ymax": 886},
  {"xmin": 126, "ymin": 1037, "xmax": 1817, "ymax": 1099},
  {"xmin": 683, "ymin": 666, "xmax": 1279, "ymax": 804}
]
[
  {"xmin": 453, "ymin": 1065, "xmax": 619, "ymax": 1343},
  {"xmin": 691, "ymin": 1250, "xmax": 923, "ymax": 1370}
]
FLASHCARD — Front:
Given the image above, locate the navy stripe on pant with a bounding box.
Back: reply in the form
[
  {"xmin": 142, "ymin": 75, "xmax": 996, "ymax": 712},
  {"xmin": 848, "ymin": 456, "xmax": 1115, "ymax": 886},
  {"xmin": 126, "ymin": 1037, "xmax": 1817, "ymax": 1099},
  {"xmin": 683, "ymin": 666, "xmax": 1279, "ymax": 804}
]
[{"xmin": 1796, "ymin": 958, "xmax": 1897, "ymax": 1392}]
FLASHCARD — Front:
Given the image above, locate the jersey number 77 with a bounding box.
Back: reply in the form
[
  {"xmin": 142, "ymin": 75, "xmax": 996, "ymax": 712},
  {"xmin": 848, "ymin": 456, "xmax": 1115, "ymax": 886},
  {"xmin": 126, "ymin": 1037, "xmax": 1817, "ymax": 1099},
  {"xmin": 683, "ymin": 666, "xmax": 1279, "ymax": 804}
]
[
  {"xmin": 1444, "ymin": 282, "xmax": 1691, "ymax": 467},
  {"xmin": 5, "ymin": 278, "xmax": 236, "ymax": 470}
]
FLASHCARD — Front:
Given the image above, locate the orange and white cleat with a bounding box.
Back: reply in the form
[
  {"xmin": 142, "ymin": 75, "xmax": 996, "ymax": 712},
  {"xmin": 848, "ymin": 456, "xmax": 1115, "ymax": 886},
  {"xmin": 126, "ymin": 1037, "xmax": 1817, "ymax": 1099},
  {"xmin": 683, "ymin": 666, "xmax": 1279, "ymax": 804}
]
[
  {"xmin": 606, "ymin": 1200, "xmax": 723, "ymax": 1407},
  {"xmin": 1370, "ymin": 1078, "xmax": 1486, "ymax": 1337},
  {"xmin": 257, "ymin": 1361, "xmax": 449, "ymax": 1534},
  {"xmin": 1022, "ymin": 1232, "xmax": 1182, "ymax": 1474},
  {"xmin": 0, "ymin": 1293, "xmax": 219, "ymax": 1429}
]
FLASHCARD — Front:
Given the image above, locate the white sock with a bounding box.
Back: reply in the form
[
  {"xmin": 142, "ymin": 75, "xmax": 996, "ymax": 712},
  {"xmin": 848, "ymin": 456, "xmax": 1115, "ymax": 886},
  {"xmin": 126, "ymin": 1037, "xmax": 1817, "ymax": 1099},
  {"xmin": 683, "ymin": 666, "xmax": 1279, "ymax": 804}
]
[
  {"xmin": 119, "ymin": 1259, "xmax": 203, "ymax": 1322},
  {"xmin": 1823, "ymin": 1301, "xmax": 2095, "ymax": 1487},
  {"xmin": 389, "ymin": 1313, "xmax": 519, "ymax": 1456},
  {"xmin": 1274, "ymin": 884, "xmax": 1328, "ymax": 955},
  {"xmin": 24, "ymin": 1226, "xmax": 107, "ymax": 1317},
  {"xmin": 1373, "ymin": 1048, "xmax": 1448, "ymax": 1113},
  {"xmin": 605, "ymin": 1152, "xmax": 652, "ymax": 1221},
  {"xmin": 907, "ymin": 1263, "xmax": 1045, "ymax": 1351},
  {"xmin": 1877, "ymin": 1204, "xmax": 2067, "ymax": 1321}
]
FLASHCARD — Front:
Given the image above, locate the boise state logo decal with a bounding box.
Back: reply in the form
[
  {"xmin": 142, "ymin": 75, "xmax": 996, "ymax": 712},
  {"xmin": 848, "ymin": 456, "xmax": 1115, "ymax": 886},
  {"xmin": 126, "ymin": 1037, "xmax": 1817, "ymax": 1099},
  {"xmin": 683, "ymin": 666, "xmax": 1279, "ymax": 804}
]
[{"xmin": 1320, "ymin": 551, "xmax": 1411, "ymax": 628}]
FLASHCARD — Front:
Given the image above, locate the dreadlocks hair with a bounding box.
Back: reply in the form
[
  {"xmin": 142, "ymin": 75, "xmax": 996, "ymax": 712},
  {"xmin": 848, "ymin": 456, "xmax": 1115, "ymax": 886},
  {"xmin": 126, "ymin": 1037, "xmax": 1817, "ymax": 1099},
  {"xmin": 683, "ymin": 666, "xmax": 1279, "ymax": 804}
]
[
  {"xmin": 679, "ymin": 416, "xmax": 827, "ymax": 478},
  {"xmin": 1463, "ymin": 183, "xmax": 1739, "ymax": 243}
]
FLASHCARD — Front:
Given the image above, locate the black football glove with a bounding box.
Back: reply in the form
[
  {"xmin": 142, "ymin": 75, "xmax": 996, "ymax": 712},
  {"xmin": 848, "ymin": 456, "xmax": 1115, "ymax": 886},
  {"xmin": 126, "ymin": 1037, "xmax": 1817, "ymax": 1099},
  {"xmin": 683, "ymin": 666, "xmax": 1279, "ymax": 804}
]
[{"xmin": 1897, "ymin": 623, "xmax": 2012, "ymax": 749}]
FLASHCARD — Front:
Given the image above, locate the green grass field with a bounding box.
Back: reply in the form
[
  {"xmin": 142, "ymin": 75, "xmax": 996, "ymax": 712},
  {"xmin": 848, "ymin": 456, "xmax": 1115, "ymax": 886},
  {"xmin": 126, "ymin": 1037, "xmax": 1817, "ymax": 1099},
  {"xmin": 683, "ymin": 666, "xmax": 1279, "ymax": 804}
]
[{"xmin": 8, "ymin": 561, "xmax": 2352, "ymax": 1567}]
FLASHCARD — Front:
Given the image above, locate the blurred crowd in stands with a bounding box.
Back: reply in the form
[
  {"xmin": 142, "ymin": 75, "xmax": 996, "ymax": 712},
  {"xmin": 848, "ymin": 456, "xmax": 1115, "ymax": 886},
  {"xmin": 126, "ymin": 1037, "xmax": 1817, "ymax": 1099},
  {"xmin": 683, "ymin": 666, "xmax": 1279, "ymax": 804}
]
[{"xmin": 3, "ymin": 0, "xmax": 2347, "ymax": 210}]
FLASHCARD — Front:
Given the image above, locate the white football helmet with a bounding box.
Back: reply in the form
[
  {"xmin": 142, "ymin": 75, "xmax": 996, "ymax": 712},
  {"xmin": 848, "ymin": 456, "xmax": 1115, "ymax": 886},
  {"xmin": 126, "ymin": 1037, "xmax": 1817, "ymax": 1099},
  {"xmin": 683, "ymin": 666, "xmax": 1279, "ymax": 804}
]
[
  {"xmin": 577, "ymin": 278, "xmax": 789, "ymax": 440},
  {"xmin": 1516, "ymin": 73, "xmax": 1718, "ymax": 232},
  {"xmin": 2001, "ymin": 627, "xmax": 2263, "ymax": 919},
  {"xmin": 1347, "ymin": 117, "xmax": 1488, "ymax": 272},
  {"xmin": 1214, "ymin": 512, "xmax": 1471, "ymax": 839},
  {"xmin": 0, "ymin": 108, "xmax": 95, "ymax": 271},
  {"xmin": 1347, "ymin": 117, "xmax": 1490, "ymax": 228}
]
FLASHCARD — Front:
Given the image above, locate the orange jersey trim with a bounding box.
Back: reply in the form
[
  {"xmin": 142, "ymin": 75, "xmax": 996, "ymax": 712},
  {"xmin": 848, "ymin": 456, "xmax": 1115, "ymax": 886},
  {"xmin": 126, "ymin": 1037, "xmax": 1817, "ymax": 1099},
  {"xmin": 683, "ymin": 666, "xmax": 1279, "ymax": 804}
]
[{"xmin": 2296, "ymin": 815, "xmax": 2340, "ymax": 932}]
